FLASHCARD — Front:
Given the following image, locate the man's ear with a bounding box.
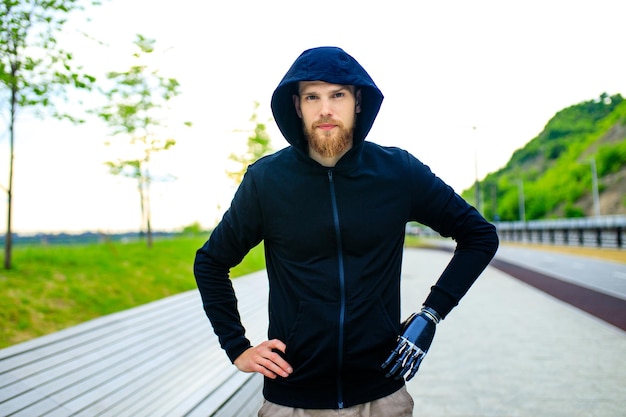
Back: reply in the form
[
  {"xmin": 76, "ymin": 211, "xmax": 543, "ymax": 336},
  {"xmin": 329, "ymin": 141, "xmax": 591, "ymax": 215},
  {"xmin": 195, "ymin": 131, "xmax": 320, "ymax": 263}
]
[
  {"xmin": 355, "ymin": 89, "xmax": 362, "ymax": 114},
  {"xmin": 292, "ymin": 94, "xmax": 302, "ymax": 118}
]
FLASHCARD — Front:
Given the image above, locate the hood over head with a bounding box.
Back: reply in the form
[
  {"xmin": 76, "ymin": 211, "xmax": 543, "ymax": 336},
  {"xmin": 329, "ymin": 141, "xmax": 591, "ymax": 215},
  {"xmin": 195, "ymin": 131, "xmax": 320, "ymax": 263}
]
[{"xmin": 271, "ymin": 46, "xmax": 384, "ymax": 150}]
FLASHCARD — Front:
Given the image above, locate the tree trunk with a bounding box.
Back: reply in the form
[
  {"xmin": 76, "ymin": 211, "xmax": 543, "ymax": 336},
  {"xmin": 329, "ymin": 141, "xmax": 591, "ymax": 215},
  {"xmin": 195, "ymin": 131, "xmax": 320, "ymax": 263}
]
[
  {"xmin": 4, "ymin": 83, "xmax": 17, "ymax": 269},
  {"xmin": 145, "ymin": 169, "xmax": 153, "ymax": 249},
  {"xmin": 138, "ymin": 177, "xmax": 146, "ymax": 240}
]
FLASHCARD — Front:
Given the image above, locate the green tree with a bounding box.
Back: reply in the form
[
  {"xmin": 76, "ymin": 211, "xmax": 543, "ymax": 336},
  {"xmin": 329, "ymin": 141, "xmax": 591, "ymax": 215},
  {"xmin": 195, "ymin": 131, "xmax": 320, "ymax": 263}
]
[
  {"xmin": 182, "ymin": 221, "xmax": 203, "ymax": 236},
  {"xmin": 227, "ymin": 101, "xmax": 274, "ymax": 185},
  {"xmin": 0, "ymin": 0, "xmax": 100, "ymax": 269},
  {"xmin": 93, "ymin": 34, "xmax": 189, "ymax": 248}
]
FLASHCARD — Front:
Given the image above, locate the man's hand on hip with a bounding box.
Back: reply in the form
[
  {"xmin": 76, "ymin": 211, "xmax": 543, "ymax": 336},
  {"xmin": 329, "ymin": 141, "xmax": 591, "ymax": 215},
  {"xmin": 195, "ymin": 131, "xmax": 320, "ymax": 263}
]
[{"xmin": 234, "ymin": 339, "xmax": 293, "ymax": 379}]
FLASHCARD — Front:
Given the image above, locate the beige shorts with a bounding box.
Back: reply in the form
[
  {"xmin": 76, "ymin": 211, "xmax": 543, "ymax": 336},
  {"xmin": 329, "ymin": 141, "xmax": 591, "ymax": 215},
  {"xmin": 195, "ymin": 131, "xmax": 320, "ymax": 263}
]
[{"xmin": 258, "ymin": 385, "xmax": 414, "ymax": 417}]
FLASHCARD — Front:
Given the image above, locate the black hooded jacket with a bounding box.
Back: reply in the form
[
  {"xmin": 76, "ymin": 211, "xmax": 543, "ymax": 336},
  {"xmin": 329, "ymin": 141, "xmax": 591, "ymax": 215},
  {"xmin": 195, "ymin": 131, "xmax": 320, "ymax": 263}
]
[{"xmin": 194, "ymin": 46, "xmax": 498, "ymax": 409}]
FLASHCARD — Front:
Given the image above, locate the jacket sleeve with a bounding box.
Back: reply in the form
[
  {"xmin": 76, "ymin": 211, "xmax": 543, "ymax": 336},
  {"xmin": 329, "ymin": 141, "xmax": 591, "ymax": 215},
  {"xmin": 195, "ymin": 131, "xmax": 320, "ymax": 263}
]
[
  {"xmin": 193, "ymin": 170, "xmax": 264, "ymax": 362},
  {"xmin": 408, "ymin": 155, "xmax": 499, "ymax": 318}
]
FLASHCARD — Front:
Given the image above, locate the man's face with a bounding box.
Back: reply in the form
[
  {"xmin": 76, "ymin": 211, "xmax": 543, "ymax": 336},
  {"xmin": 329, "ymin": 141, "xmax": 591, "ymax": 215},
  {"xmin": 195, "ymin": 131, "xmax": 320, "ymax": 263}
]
[{"xmin": 293, "ymin": 81, "xmax": 361, "ymax": 159}]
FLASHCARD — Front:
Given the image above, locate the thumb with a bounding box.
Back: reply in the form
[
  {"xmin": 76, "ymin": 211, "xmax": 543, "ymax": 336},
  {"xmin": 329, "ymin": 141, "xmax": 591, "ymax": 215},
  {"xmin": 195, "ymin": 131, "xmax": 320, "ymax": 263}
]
[{"xmin": 268, "ymin": 339, "xmax": 287, "ymax": 354}]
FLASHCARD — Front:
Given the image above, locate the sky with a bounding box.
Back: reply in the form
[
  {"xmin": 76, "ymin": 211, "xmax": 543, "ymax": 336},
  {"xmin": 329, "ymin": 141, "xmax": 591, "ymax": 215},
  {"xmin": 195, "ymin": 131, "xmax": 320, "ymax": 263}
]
[{"xmin": 1, "ymin": 0, "xmax": 625, "ymax": 234}]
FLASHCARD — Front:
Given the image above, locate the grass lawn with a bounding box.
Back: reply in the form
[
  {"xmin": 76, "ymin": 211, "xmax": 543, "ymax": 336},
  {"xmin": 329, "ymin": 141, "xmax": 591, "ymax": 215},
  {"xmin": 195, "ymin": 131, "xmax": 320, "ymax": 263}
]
[{"xmin": 0, "ymin": 235, "xmax": 265, "ymax": 349}]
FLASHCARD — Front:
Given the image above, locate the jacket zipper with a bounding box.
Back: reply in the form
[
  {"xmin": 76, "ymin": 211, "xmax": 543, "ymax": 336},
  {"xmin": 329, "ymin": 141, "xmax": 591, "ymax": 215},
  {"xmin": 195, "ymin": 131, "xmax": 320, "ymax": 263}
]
[{"xmin": 328, "ymin": 170, "xmax": 346, "ymax": 409}]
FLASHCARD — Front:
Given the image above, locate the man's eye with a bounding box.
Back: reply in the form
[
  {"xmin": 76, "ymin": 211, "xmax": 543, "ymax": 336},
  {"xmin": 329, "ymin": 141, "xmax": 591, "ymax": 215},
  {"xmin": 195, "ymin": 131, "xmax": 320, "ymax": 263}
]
[
  {"xmin": 334, "ymin": 92, "xmax": 345, "ymax": 98},
  {"xmin": 305, "ymin": 95, "xmax": 318, "ymax": 101}
]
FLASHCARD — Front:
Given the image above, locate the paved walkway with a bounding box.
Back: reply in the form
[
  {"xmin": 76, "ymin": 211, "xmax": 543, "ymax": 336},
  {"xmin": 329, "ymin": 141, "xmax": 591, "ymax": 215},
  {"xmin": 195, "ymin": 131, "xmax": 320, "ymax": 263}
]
[{"xmin": 402, "ymin": 247, "xmax": 626, "ymax": 417}]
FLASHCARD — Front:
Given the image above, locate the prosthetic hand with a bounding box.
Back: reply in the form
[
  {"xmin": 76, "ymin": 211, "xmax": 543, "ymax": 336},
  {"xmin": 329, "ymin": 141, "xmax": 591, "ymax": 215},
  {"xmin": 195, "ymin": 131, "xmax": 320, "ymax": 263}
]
[{"xmin": 381, "ymin": 306, "xmax": 441, "ymax": 381}]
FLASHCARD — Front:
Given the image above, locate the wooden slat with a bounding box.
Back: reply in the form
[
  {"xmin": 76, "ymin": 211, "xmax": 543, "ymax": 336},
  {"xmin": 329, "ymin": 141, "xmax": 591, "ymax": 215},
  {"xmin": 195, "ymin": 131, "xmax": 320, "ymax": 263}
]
[
  {"xmin": 2, "ymin": 302, "xmax": 206, "ymax": 414},
  {"xmin": 212, "ymin": 373, "xmax": 264, "ymax": 417},
  {"xmin": 0, "ymin": 271, "xmax": 270, "ymax": 417},
  {"xmin": 0, "ymin": 291, "xmax": 199, "ymax": 366}
]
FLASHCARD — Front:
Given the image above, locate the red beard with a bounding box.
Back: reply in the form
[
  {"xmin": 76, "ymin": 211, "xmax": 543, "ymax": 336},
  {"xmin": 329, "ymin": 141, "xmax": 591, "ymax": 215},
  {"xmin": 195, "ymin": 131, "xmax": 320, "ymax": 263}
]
[{"xmin": 304, "ymin": 117, "xmax": 354, "ymax": 158}]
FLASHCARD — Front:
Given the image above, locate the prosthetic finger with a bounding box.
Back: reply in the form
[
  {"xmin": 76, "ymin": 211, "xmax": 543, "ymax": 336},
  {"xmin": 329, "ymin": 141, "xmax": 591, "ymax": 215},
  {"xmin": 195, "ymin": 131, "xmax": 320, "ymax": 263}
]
[
  {"xmin": 385, "ymin": 345, "xmax": 408, "ymax": 377},
  {"xmin": 395, "ymin": 342, "xmax": 421, "ymax": 380},
  {"xmin": 405, "ymin": 351, "xmax": 426, "ymax": 381},
  {"xmin": 380, "ymin": 342, "xmax": 402, "ymax": 370}
]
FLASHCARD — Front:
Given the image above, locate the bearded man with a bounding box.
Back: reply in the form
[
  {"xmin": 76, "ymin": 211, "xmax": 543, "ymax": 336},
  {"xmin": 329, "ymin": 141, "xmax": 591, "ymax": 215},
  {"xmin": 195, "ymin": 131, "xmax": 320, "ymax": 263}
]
[{"xmin": 194, "ymin": 46, "xmax": 499, "ymax": 417}]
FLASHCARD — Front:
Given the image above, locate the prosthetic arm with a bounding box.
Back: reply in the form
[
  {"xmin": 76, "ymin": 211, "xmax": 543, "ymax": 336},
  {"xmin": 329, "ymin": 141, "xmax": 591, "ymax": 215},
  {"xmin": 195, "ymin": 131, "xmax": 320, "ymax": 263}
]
[{"xmin": 381, "ymin": 306, "xmax": 442, "ymax": 381}]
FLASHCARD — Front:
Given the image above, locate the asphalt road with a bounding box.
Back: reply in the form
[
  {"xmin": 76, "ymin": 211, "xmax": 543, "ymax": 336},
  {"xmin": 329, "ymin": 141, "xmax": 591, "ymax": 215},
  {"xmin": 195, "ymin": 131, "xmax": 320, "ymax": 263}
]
[
  {"xmin": 427, "ymin": 238, "xmax": 626, "ymax": 331},
  {"xmin": 494, "ymin": 244, "xmax": 626, "ymax": 300}
]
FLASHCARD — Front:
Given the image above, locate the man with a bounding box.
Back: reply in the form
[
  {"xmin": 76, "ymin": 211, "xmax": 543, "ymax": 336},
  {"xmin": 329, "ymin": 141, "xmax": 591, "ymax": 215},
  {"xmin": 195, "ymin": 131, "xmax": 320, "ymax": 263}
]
[{"xmin": 194, "ymin": 46, "xmax": 498, "ymax": 416}]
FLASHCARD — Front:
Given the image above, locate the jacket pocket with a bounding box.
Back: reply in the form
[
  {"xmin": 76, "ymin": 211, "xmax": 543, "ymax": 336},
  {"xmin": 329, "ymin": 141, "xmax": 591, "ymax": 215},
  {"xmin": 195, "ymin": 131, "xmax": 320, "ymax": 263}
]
[
  {"xmin": 344, "ymin": 297, "xmax": 398, "ymax": 376},
  {"xmin": 282, "ymin": 301, "xmax": 339, "ymax": 383}
]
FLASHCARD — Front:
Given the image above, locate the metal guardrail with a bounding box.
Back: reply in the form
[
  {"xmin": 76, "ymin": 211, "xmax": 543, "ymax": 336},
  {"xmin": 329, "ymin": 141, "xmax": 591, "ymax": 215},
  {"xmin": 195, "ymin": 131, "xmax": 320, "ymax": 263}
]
[
  {"xmin": 494, "ymin": 215, "xmax": 626, "ymax": 249},
  {"xmin": 407, "ymin": 215, "xmax": 626, "ymax": 249}
]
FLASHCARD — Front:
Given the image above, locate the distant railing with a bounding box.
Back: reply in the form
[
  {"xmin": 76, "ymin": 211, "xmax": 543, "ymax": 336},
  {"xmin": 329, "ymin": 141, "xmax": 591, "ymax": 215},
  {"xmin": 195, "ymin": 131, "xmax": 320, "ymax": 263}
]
[
  {"xmin": 406, "ymin": 215, "xmax": 626, "ymax": 249},
  {"xmin": 0, "ymin": 231, "xmax": 179, "ymax": 246},
  {"xmin": 495, "ymin": 215, "xmax": 626, "ymax": 249}
]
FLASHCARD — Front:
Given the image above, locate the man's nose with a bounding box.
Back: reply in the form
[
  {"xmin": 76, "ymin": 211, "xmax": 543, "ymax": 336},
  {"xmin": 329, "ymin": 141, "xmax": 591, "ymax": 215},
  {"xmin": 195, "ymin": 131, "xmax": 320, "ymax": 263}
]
[{"xmin": 320, "ymin": 98, "xmax": 333, "ymax": 117}]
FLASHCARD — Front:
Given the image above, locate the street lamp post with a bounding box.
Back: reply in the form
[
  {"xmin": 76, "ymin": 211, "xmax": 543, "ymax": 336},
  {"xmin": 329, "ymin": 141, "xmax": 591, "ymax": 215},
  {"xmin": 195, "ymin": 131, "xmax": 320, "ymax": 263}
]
[
  {"xmin": 473, "ymin": 126, "xmax": 481, "ymax": 213},
  {"xmin": 518, "ymin": 179, "xmax": 526, "ymax": 222},
  {"xmin": 590, "ymin": 157, "xmax": 601, "ymax": 217}
]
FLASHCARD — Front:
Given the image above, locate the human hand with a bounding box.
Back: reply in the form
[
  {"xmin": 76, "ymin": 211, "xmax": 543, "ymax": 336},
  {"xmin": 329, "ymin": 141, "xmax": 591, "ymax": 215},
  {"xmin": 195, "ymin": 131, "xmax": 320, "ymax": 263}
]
[
  {"xmin": 234, "ymin": 339, "xmax": 293, "ymax": 379},
  {"xmin": 381, "ymin": 307, "xmax": 441, "ymax": 381}
]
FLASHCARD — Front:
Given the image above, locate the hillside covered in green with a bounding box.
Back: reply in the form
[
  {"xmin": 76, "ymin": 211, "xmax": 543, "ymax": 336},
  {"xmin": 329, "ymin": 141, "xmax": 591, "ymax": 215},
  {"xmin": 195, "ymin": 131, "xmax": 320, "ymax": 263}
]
[{"xmin": 463, "ymin": 93, "xmax": 626, "ymax": 222}]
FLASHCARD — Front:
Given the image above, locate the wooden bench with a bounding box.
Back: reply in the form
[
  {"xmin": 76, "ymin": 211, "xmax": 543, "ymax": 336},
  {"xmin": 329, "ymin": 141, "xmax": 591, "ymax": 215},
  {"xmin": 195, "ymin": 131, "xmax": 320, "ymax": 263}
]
[{"xmin": 0, "ymin": 271, "xmax": 269, "ymax": 417}]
